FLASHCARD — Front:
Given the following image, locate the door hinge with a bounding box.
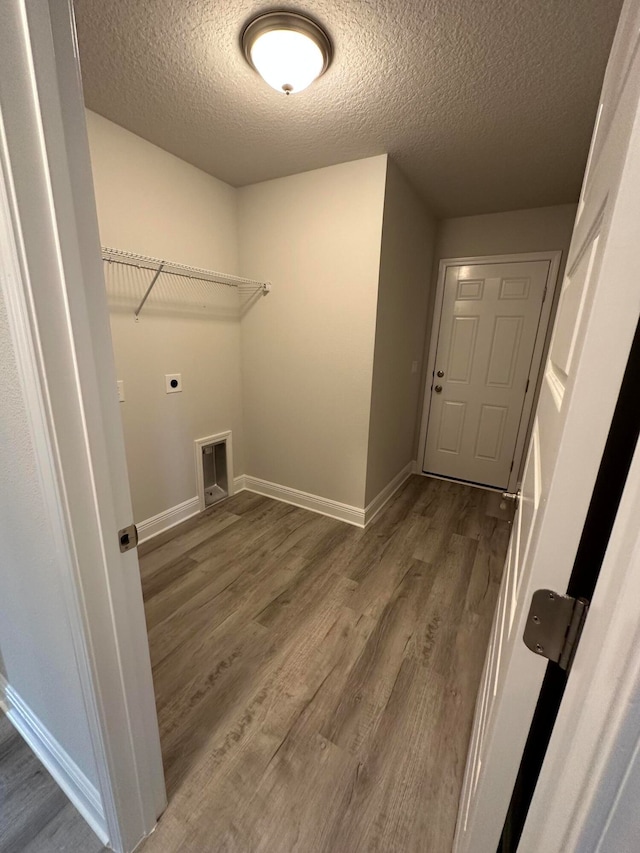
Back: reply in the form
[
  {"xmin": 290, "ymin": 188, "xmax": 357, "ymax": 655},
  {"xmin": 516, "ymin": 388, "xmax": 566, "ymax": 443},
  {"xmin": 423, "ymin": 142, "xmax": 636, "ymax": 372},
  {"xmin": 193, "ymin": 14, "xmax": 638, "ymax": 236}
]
[
  {"xmin": 118, "ymin": 523, "xmax": 139, "ymax": 553},
  {"xmin": 525, "ymin": 378, "xmax": 530, "ymax": 393},
  {"xmin": 523, "ymin": 589, "xmax": 589, "ymax": 672}
]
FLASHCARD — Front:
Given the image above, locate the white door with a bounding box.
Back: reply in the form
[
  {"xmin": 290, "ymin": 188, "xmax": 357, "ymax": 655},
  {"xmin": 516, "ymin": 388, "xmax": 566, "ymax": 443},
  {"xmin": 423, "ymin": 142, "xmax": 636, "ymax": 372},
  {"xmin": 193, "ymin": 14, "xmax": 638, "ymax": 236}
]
[
  {"xmin": 422, "ymin": 258, "xmax": 553, "ymax": 490},
  {"xmin": 454, "ymin": 1, "xmax": 640, "ymax": 850}
]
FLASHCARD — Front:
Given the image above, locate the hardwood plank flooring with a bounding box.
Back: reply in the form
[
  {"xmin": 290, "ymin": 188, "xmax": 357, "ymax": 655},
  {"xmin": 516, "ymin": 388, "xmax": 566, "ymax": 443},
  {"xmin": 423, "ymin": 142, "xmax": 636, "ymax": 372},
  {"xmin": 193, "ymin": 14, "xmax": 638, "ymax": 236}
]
[
  {"xmin": 139, "ymin": 476, "xmax": 511, "ymax": 853},
  {"xmin": 0, "ymin": 712, "xmax": 105, "ymax": 853}
]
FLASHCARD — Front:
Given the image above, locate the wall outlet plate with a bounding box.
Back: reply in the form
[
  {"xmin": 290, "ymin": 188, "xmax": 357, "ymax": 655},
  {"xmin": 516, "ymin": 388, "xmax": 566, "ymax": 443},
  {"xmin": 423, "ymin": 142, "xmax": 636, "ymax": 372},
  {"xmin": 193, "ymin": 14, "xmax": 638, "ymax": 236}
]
[
  {"xmin": 165, "ymin": 374, "xmax": 182, "ymax": 393},
  {"xmin": 117, "ymin": 380, "xmax": 125, "ymax": 402}
]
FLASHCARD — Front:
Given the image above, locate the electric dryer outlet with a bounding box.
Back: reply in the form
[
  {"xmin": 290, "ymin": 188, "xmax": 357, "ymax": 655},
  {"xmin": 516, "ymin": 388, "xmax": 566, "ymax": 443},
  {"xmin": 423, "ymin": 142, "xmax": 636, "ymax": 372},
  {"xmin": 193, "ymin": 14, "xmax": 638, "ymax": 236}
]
[{"xmin": 165, "ymin": 374, "xmax": 182, "ymax": 393}]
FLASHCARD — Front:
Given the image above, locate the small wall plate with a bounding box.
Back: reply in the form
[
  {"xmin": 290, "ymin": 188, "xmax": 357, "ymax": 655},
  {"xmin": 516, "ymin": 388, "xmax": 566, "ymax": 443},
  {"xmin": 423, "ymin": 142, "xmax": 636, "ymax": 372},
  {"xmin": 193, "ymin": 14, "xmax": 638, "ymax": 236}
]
[{"xmin": 165, "ymin": 374, "xmax": 182, "ymax": 393}]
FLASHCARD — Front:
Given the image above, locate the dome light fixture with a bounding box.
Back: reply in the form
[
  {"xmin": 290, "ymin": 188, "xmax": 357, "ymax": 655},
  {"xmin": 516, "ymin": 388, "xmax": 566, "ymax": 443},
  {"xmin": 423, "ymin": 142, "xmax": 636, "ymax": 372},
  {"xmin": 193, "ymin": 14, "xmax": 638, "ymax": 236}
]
[{"xmin": 242, "ymin": 11, "xmax": 332, "ymax": 95}]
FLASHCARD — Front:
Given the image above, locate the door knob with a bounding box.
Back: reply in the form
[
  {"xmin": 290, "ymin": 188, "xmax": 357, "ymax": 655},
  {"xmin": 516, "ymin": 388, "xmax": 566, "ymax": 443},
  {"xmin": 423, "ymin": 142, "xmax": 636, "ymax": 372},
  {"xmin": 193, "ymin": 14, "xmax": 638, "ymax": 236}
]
[
  {"xmin": 437, "ymin": 370, "xmax": 444, "ymax": 377},
  {"xmin": 434, "ymin": 385, "xmax": 443, "ymax": 393}
]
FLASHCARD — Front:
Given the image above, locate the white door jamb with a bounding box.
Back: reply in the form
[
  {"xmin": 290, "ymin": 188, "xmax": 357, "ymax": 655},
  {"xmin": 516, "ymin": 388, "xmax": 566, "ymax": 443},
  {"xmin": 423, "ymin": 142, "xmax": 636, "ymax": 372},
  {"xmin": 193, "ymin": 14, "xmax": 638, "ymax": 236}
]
[
  {"xmin": 520, "ymin": 417, "xmax": 640, "ymax": 850},
  {"xmin": 0, "ymin": 2, "xmax": 166, "ymax": 850}
]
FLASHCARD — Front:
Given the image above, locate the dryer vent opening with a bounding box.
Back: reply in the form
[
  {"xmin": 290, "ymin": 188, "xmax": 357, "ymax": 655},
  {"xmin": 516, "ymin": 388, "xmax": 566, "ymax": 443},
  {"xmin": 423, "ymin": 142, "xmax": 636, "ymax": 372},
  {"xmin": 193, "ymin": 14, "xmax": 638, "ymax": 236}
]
[
  {"xmin": 195, "ymin": 431, "xmax": 234, "ymax": 511},
  {"xmin": 201, "ymin": 440, "xmax": 229, "ymax": 507}
]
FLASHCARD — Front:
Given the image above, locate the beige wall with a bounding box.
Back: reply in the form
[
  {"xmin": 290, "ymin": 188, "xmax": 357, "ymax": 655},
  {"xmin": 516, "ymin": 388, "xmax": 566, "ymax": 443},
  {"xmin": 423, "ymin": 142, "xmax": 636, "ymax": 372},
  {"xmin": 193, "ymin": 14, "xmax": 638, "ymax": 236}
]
[
  {"xmin": 365, "ymin": 160, "xmax": 436, "ymax": 504},
  {"xmin": 238, "ymin": 156, "xmax": 388, "ymax": 508},
  {"xmin": 434, "ymin": 204, "xmax": 577, "ymax": 262},
  {"xmin": 86, "ymin": 111, "xmax": 244, "ymax": 522},
  {"xmin": 88, "ymin": 114, "xmax": 578, "ymax": 519},
  {"xmin": 88, "ymin": 114, "xmax": 402, "ymax": 514}
]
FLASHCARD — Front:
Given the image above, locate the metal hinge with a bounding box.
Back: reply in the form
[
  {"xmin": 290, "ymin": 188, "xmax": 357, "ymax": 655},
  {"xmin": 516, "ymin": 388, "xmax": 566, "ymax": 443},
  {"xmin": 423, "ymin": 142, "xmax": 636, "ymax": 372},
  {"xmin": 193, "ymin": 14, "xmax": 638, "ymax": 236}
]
[
  {"xmin": 525, "ymin": 378, "xmax": 530, "ymax": 393},
  {"xmin": 118, "ymin": 523, "xmax": 139, "ymax": 553},
  {"xmin": 523, "ymin": 589, "xmax": 589, "ymax": 672},
  {"xmin": 500, "ymin": 489, "xmax": 520, "ymax": 510}
]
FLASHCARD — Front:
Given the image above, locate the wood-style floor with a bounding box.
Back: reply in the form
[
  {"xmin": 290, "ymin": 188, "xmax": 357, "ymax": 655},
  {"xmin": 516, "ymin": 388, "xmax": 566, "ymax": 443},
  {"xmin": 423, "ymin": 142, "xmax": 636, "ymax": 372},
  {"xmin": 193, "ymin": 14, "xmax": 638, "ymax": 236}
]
[
  {"xmin": 0, "ymin": 712, "xmax": 105, "ymax": 853},
  {"xmin": 139, "ymin": 475, "xmax": 511, "ymax": 853}
]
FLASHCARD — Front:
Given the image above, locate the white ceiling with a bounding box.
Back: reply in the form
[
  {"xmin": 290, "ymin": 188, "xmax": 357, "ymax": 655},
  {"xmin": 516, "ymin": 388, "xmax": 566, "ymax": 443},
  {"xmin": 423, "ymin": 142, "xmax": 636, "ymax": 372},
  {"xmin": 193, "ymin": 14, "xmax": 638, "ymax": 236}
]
[{"xmin": 73, "ymin": 0, "xmax": 623, "ymax": 217}]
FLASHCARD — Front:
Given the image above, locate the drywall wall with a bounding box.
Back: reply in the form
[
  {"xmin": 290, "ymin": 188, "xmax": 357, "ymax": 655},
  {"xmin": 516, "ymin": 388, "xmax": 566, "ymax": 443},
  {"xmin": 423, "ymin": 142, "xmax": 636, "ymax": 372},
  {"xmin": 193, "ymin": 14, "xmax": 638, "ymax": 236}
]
[
  {"xmin": 0, "ymin": 293, "xmax": 99, "ymax": 788},
  {"xmin": 434, "ymin": 204, "xmax": 577, "ymax": 262},
  {"xmin": 238, "ymin": 156, "xmax": 388, "ymax": 508},
  {"xmin": 365, "ymin": 160, "xmax": 436, "ymax": 505},
  {"xmin": 88, "ymin": 115, "xmax": 417, "ymax": 517},
  {"xmin": 86, "ymin": 111, "xmax": 244, "ymax": 523},
  {"xmin": 88, "ymin": 113, "xmax": 575, "ymax": 520}
]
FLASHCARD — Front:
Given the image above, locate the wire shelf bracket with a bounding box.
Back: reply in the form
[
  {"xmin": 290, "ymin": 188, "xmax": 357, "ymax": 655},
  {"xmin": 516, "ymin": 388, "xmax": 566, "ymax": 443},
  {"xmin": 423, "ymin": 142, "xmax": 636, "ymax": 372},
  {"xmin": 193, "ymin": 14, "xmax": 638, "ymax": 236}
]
[{"xmin": 101, "ymin": 247, "xmax": 271, "ymax": 319}]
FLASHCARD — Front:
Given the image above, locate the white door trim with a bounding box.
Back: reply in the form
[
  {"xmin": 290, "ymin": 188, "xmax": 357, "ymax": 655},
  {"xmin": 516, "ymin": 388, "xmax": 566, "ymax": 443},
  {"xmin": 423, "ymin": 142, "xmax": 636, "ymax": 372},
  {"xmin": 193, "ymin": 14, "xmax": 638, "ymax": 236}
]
[
  {"xmin": 194, "ymin": 430, "xmax": 235, "ymax": 513},
  {"xmin": 417, "ymin": 251, "xmax": 562, "ymax": 493},
  {"xmin": 0, "ymin": 2, "xmax": 166, "ymax": 850},
  {"xmin": 520, "ymin": 412, "xmax": 640, "ymax": 851}
]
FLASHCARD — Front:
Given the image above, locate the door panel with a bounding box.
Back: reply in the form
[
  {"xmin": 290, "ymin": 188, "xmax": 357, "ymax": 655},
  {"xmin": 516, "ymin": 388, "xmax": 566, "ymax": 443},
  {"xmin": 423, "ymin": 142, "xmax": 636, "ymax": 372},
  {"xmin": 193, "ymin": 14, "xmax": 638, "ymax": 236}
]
[
  {"xmin": 457, "ymin": 278, "xmax": 484, "ymax": 300},
  {"xmin": 423, "ymin": 261, "xmax": 549, "ymax": 489},
  {"xmin": 438, "ymin": 401, "xmax": 466, "ymax": 453},
  {"xmin": 500, "ymin": 277, "xmax": 530, "ymax": 300},
  {"xmin": 475, "ymin": 405, "xmax": 507, "ymax": 461},
  {"xmin": 549, "ymin": 235, "xmax": 600, "ymax": 385},
  {"xmin": 454, "ymin": 2, "xmax": 640, "ymax": 850},
  {"xmin": 486, "ymin": 316, "xmax": 523, "ymax": 388},
  {"xmin": 447, "ymin": 316, "xmax": 478, "ymax": 382}
]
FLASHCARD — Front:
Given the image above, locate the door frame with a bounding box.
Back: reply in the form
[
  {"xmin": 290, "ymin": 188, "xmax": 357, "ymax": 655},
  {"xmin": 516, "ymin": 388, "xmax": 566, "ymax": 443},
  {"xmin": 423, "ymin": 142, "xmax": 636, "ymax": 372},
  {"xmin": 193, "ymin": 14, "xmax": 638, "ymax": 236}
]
[
  {"xmin": 0, "ymin": 1, "xmax": 166, "ymax": 850},
  {"xmin": 519, "ymin": 419, "xmax": 640, "ymax": 850},
  {"xmin": 417, "ymin": 251, "xmax": 562, "ymax": 493}
]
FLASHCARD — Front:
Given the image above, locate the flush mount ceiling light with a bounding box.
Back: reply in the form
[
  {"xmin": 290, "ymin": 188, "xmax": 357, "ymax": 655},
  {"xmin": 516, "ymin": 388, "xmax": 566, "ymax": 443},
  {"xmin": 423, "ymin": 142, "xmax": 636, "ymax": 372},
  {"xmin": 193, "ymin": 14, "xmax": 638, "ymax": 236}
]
[{"xmin": 242, "ymin": 11, "xmax": 332, "ymax": 95}]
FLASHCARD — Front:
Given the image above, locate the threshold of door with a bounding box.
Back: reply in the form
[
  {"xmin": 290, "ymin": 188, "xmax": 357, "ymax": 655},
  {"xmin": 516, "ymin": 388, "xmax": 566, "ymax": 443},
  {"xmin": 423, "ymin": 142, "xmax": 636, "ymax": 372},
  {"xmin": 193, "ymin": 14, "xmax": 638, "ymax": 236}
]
[{"xmin": 420, "ymin": 471, "xmax": 507, "ymax": 493}]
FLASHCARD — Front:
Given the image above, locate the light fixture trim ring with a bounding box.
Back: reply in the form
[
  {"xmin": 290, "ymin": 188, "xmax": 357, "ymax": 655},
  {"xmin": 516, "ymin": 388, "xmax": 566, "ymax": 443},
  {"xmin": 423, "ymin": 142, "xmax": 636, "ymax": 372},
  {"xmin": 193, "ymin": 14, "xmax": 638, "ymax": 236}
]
[{"xmin": 241, "ymin": 10, "xmax": 333, "ymax": 81}]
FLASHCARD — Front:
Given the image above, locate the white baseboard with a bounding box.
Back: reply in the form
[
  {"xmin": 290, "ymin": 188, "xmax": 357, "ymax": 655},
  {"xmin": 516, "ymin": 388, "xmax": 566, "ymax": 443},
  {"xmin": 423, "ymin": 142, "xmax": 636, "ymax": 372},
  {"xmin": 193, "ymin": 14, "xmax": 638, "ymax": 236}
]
[
  {"xmin": 0, "ymin": 674, "xmax": 108, "ymax": 845},
  {"xmin": 364, "ymin": 461, "xmax": 416, "ymax": 527},
  {"xmin": 137, "ymin": 478, "xmax": 248, "ymax": 546},
  {"xmin": 138, "ymin": 464, "xmax": 416, "ymax": 539},
  {"xmin": 242, "ymin": 475, "xmax": 365, "ymax": 527},
  {"xmin": 136, "ymin": 496, "xmax": 200, "ymax": 544}
]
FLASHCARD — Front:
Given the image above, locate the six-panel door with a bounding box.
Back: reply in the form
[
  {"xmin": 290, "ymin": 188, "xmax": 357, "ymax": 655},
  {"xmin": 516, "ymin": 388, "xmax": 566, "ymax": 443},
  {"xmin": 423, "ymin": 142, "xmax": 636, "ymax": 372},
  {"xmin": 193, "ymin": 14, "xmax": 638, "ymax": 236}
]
[{"xmin": 423, "ymin": 260, "xmax": 550, "ymax": 489}]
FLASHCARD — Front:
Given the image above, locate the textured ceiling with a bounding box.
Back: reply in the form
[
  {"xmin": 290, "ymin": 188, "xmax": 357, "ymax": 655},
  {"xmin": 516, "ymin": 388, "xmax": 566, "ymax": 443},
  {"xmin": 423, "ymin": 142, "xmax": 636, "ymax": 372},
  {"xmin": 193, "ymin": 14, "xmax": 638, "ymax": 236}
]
[{"xmin": 73, "ymin": 0, "xmax": 623, "ymax": 217}]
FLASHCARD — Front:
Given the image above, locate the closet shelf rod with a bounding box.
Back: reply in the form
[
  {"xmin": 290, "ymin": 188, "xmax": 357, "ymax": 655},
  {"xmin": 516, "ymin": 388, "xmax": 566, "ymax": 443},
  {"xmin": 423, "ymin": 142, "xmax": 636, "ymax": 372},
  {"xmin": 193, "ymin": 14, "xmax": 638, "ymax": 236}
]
[
  {"xmin": 135, "ymin": 263, "xmax": 164, "ymax": 318},
  {"xmin": 101, "ymin": 247, "xmax": 271, "ymax": 318}
]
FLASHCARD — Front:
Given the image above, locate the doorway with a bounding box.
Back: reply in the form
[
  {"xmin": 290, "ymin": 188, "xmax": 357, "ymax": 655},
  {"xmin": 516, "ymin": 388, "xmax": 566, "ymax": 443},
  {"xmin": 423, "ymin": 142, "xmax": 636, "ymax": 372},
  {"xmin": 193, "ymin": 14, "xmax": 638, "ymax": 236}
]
[
  {"xmin": 1, "ymin": 1, "xmax": 636, "ymax": 849},
  {"xmin": 419, "ymin": 253, "xmax": 560, "ymax": 493}
]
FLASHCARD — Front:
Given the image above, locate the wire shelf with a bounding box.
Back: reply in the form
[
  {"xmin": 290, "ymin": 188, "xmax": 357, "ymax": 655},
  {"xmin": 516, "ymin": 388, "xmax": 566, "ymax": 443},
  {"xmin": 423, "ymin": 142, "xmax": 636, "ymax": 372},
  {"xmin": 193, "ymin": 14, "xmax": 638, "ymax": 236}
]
[{"xmin": 101, "ymin": 247, "xmax": 270, "ymax": 318}]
